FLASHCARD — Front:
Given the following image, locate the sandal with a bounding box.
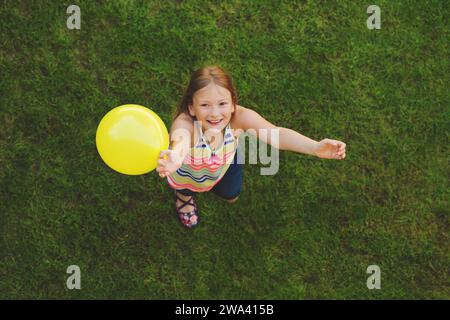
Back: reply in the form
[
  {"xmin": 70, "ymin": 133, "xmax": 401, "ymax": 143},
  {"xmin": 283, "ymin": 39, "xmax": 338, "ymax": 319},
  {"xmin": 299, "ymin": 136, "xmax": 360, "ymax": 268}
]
[{"xmin": 175, "ymin": 191, "xmax": 199, "ymax": 228}]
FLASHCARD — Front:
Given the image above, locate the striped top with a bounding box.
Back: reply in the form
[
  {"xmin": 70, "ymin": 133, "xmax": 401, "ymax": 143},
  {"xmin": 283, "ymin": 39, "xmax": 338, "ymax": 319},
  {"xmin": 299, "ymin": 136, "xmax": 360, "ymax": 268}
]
[{"xmin": 167, "ymin": 121, "xmax": 239, "ymax": 192}]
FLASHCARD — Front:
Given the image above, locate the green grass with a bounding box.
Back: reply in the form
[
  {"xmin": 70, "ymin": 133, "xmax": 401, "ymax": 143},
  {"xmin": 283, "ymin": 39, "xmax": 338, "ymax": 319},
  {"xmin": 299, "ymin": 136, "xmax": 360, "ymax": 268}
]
[{"xmin": 0, "ymin": 0, "xmax": 448, "ymax": 299}]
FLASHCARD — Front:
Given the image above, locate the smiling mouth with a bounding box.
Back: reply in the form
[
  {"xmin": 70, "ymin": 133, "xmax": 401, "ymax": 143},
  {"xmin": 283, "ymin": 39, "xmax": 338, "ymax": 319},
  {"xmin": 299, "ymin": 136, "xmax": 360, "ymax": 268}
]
[{"xmin": 207, "ymin": 119, "xmax": 223, "ymax": 125}]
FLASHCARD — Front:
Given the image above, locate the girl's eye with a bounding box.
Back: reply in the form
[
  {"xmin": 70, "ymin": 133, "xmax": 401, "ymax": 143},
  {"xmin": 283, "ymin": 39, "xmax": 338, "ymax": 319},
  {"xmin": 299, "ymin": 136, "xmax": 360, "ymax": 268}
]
[
  {"xmin": 200, "ymin": 104, "xmax": 208, "ymax": 107},
  {"xmin": 220, "ymin": 102, "xmax": 227, "ymax": 106}
]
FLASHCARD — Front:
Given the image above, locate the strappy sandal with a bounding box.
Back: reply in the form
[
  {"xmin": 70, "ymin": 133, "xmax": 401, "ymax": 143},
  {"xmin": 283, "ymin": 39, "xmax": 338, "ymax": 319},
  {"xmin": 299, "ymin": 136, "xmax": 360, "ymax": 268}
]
[{"xmin": 175, "ymin": 191, "xmax": 199, "ymax": 229}]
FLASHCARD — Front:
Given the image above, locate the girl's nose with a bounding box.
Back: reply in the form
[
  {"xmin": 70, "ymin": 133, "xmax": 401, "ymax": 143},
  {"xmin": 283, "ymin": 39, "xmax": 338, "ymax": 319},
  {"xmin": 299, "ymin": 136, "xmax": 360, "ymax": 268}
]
[{"xmin": 210, "ymin": 106, "xmax": 221, "ymax": 117}]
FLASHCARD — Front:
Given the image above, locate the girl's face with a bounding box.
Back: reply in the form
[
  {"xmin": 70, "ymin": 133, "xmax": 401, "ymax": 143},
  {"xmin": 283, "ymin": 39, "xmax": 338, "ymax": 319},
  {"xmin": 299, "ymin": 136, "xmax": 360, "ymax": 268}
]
[{"xmin": 188, "ymin": 82, "xmax": 235, "ymax": 132}]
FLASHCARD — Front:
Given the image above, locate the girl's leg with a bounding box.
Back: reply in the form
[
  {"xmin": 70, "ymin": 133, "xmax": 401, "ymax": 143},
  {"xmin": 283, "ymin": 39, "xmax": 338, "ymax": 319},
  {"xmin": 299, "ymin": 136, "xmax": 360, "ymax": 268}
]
[
  {"xmin": 176, "ymin": 188, "xmax": 196, "ymax": 197},
  {"xmin": 174, "ymin": 188, "xmax": 196, "ymax": 213},
  {"xmin": 174, "ymin": 188, "xmax": 199, "ymax": 228}
]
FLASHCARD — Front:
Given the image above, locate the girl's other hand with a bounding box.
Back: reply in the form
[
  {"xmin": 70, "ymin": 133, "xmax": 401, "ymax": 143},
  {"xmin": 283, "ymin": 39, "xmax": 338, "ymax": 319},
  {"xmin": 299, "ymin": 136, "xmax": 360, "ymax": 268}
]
[
  {"xmin": 314, "ymin": 139, "xmax": 346, "ymax": 160},
  {"xmin": 156, "ymin": 149, "xmax": 184, "ymax": 178}
]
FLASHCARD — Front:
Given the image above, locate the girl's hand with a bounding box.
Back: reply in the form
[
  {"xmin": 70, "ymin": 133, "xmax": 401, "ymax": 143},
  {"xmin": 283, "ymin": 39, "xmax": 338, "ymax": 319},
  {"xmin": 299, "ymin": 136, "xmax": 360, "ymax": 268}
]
[
  {"xmin": 314, "ymin": 139, "xmax": 346, "ymax": 160},
  {"xmin": 156, "ymin": 149, "xmax": 184, "ymax": 178}
]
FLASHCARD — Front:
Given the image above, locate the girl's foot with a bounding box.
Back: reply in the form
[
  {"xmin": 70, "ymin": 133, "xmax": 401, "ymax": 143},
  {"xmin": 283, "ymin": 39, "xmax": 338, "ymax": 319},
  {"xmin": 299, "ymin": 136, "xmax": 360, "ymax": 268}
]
[{"xmin": 175, "ymin": 191, "xmax": 199, "ymax": 228}]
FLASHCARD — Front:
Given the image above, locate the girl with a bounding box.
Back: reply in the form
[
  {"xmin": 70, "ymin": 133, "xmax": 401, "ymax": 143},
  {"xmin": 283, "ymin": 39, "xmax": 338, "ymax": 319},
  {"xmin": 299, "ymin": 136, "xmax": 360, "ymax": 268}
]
[{"xmin": 156, "ymin": 65, "xmax": 346, "ymax": 229}]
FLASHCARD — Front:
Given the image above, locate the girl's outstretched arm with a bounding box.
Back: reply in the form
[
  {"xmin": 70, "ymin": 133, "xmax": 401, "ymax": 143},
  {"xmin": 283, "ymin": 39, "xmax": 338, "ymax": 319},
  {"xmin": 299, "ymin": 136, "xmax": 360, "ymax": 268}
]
[{"xmin": 235, "ymin": 105, "xmax": 346, "ymax": 159}]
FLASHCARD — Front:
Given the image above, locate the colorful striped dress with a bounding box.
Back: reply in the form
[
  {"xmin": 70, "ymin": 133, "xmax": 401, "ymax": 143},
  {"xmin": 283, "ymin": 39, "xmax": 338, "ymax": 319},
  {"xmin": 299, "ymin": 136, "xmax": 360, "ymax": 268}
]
[{"xmin": 167, "ymin": 121, "xmax": 239, "ymax": 192}]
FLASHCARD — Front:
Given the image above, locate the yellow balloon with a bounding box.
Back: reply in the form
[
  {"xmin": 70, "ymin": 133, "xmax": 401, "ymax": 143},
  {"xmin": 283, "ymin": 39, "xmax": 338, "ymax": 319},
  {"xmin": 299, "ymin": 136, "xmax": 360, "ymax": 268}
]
[{"xmin": 96, "ymin": 104, "xmax": 169, "ymax": 175}]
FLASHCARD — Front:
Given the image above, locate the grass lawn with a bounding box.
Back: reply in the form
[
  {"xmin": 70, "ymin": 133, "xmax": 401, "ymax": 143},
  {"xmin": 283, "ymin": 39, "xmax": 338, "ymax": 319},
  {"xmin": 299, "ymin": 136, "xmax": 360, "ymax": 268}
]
[{"xmin": 0, "ymin": 0, "xmax": 448, "ymax": 299}]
